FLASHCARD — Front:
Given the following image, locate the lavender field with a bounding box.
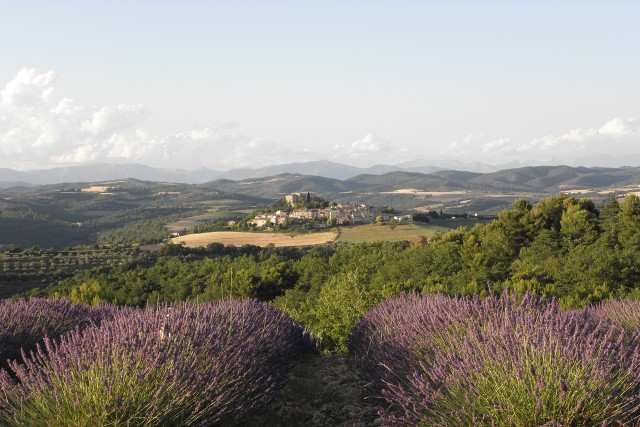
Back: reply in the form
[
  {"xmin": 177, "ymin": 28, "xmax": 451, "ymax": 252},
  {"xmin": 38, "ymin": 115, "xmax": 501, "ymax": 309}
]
[
  {"xmin": 0, "ymin": 298, "xmax": 311, "ymax": 426},
  {"xmin": 350, "ymin": 292, "xmax": 640, "ymax": 426},
  {"xmin": 1, "ymin": 295, "xmax": 639, "ymax": 426}
]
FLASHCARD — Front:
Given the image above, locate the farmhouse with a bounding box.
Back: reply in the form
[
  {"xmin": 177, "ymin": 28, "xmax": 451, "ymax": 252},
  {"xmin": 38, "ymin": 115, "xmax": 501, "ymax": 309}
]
[
  {"xmin": 289, "ymin": 208, "xmax": 317, "ymax": 220},
  {"xmin": 249, "ymin": 211, "xmax": 289, "ymax": 227},
  {"xmin": 393, "ymin": 214, "xmax": 414, "ymax": 223},
  {"xmin": 249, "ymin": 216, "xmax": 270, "ymax": 227}
]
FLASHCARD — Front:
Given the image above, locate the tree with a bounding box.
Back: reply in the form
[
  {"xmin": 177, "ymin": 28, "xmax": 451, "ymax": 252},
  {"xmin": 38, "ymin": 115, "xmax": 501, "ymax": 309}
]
[
  {"xmin": 459, "ymin": 223, "xmax": 517, "ymax": 283},
  {"xmin": 560, "ymin": 203, "xmax": 599, "ymax": 248},
  {"xmin": 614, "ymin": 195, "xmax": 640, "ymax": 246},
  {"xmin": 600, "ymin": 197, "xmax": 620, "ymax": 233},
  {"xmin": 224, "ymin": 268, "xmax": 259, "ymax": 299},
  {"xmin": 496, "ymin": 198, "xmax": 538, "ymax": 250},
  {"xmin": 413, "ymin": 235, "xmax": 429, "ymax": 247},
  {"xmin": 310, "ymin": 271, "xmax": 380, "ymax": 353},
  {"xmin": 69, "ymin": 280, "xmax": 103, "ymax": 305},
  {"xmin": 532, "ymin": 194, "xmax": 569, "ymax": 231},
  {"xmin": 412, "ymin": 213, "xmax": 430, "ymax": 223}
]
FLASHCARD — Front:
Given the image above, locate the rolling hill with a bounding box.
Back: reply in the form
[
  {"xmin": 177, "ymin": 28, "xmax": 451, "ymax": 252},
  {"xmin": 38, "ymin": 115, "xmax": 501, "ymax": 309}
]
[
  {"xmin": 201, "ymin": 166, "xmax": 640, "ymax": 198},
  {"xmin": 467, "ymin": 166, "xmax": 640, "ymax": 193},
  {"xmin": 4, "ymin": 165, "xmax": 640, "ymax": 249}
]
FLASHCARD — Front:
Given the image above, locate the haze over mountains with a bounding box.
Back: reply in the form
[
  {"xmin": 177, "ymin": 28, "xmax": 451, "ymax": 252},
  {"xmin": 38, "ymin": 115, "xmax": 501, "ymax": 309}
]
[
  {"xmin": 0, "ymin": 159, "xmax": 637, "ymax": 190},
  {"xmin": 0, "ymin": 160, "xmax": 469, "ymax": 187},
  {"xmin": 0, "ymin": 158, "xmax": 586, "ymax": 188},
  {"xmin": 3, "ymin": 161, "xmax": 640, "ymax": 200},
  {"xmin": 204, "ymin": 166, "xmax": 640, "ymax": 200}
]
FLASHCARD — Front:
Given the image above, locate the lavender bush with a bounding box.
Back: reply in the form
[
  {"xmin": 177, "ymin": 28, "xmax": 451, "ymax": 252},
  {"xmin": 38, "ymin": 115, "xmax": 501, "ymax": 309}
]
[
  {"xmin": 588, "ymin": 299, "xmax": 640, "ymax": 332},
  {"xmin": 349, "ymin": 292, "xmax": 477, "ymax": 398},
  {"xmin": 0, "ymin": 298, "xmax": 96, "ymax": 370},
  {"xmin": 0, "ymin": 299, "xmax": 311, "ymax": 426},
  {"xmin": 350, "ymin": 292, "xmax": 640, "ymax": 426}
]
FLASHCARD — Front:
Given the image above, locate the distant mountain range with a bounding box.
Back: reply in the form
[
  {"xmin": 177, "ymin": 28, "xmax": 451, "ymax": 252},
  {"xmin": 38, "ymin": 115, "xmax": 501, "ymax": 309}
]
[
  {"xmin": 4, "ymin": 164, "xmax": 640, "ymax": 224},
  {"xmin": 0, "ymin": 164, "xmax": 219, "ymax": 188},
  {"xmin": 3, "ymin": 161, "xmax": 640, "ymax": 195},
  {"xmin": 0, "ymin": 159, "xmax": 493, "ymax": 187},
  {"xmin": 200, "ymin": 166, "xmax": 640, "ymax": 199}
]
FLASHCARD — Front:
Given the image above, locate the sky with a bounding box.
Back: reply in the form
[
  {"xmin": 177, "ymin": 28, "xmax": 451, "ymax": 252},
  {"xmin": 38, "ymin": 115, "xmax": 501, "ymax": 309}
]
[{"xmin": 1, "ymin": 1, "xmax": 640, "ymax": 171}]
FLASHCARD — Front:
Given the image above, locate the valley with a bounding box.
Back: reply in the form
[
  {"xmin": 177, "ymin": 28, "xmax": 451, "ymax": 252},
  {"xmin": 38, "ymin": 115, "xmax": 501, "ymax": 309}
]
[
  {"xmin": 2, "ymin": 165, "xmax": 640, "ymax": 425},
  {"xmin": 2, "ymin": 165, "xmax": 640, "ymax": 252}
]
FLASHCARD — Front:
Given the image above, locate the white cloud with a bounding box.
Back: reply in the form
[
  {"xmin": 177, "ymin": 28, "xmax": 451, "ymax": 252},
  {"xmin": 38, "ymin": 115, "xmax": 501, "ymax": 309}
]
[
  {"xmin": 0, "ymin": 68, "xmax": 314, "ymax": 170},
  {"xmin": 439, "ymin": 134, "xmax": 482, "ymax": 158},
  {"xmin": 80, "ymin": 104, "xmax": 149, "ymax": 136},
  {"xmin": 0, "ymin": 68, "xmax": 56, "ymax": 108},
  {"xmin": 53, "ymin": 144, "xmax": 99, "ymax": 164},
  {"xmin": 350, "ymin": 133, "xmax": 386, "ymax": 154},
  {"xmin": 324, "ymin": 133, "xmax": 410, "ymax": 167},
  {"xmin": 3, "ymin": 68, "xmax": 639, "ymax": 171},
  {"xmin": 483, "ymin": 138, "xmax": 511, "ymax": 151},
  {"xmin": 441, "ymin": 117, "xmax": 640, "ymax": 165},
  {"xmin": 0, "ymin": 69, "xmax": 149, "ymax": 167},
  {"xmin": 598, "ymin": 117, "xmax": 639, "ymax": 138}
]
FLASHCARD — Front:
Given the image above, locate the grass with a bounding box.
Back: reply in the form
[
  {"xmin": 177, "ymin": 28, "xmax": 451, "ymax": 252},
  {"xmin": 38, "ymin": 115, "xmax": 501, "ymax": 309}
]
[
  {"xmin": 335, "ymin": 223, "xmax": 452, "ymax": 244},
  {"xmin": 165, "ymin": 211, "xmax": 248, "ymax": 232}
]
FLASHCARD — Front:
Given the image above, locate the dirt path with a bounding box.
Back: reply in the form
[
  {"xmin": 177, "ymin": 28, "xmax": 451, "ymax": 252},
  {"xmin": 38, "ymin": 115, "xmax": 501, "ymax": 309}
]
[{"xmin": 237, "ymin": 353, "xmax": 382, "ymax": 426}]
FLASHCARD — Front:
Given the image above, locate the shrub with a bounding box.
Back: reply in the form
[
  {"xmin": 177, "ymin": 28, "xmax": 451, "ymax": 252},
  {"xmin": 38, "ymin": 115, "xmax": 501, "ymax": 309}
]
[
  {"xmin": 0, "ymin": 298, "xmax": 94, "ymax": 370},
  {"xmin": 588, "ymin": 299, "xmax": 640, "ymax": 332},
  {"xmin": 0, "ymin": 299, "xmax": 311, "ymax": 426},
  {"xmin": 349, "ymin": 292, "xmax": 477, "ymax": 398},
  {"xmin": 277, "ymin": 270, "xmax": 382, "ymax": 353},
  {"xmin": 350, "ymin": 292, "xmax": 640, "ymax": 426}
]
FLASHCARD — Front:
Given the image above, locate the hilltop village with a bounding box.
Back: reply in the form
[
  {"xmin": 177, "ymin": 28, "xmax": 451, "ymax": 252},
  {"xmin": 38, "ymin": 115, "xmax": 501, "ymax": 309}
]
[{"xmin": 248, "ymin": 192, "xmax": 413, "ymax": 227}]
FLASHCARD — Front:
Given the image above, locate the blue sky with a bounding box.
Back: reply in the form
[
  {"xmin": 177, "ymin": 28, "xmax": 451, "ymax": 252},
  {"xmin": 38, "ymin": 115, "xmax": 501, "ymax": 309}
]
[{"xmin": 1, "ymin": 1, "xmax": 639, "ymax": 170}]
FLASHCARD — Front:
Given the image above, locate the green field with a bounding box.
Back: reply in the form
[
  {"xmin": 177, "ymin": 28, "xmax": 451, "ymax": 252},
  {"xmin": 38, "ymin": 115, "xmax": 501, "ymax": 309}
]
[
  {"xmin": 335, "ymin": 222, "xmax": 453, "ymax": 243},
  {"xmin": 165, "ymin": 210, "xmax": 248, "ymax": 233}
]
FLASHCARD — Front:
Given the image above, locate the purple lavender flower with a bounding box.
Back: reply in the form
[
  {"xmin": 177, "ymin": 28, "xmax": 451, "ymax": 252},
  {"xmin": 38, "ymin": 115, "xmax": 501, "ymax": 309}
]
[
  {"xmin": 0, "ymin": 299, "xmax": 312, "ymax": 426},
  {"xmin": 587, "ymin": 299, "xmax": 640, "ymax": 332},
  {"xmin": 350, "ymin": 291, "xmax": 640, "ymax": 425},
  {"xmin": 0, "ymin": 298, "xmax": 95, "ymax": 370}
]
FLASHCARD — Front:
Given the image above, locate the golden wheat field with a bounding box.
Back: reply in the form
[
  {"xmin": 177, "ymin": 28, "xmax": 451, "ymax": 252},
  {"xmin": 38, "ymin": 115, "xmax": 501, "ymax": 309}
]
[{"xmin": 171, "ymin": 231, "xmax": 338, "ymax": 248}]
